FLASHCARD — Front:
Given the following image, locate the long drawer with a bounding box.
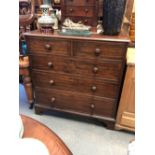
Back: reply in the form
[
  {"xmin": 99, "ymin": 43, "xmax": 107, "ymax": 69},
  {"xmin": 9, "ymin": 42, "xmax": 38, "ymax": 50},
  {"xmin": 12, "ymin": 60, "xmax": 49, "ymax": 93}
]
[
  {"xmin": 35, "ymin": 87, "xmax": 116, "ymax": 118},
  {"xmin": 29, "ymin": 54, "xmax": 122, "ymax": 82},
  {"xmin": 31, "ymin": 70, "xmax": 119, "ymax": 99}
]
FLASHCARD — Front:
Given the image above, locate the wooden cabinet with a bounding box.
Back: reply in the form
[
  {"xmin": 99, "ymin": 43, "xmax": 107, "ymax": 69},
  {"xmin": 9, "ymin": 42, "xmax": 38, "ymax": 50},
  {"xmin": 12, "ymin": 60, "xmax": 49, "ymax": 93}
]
[
  {"xmin": 25, "ymin": 31, "xmax": 129, "ymax": 129},
  {"xmin": 115, "ymin": 48, "xmax": 135, "ymax": 132},
  {"xmin": 61, "ymin": 0, "xmax": 99, "ymax": 26}
]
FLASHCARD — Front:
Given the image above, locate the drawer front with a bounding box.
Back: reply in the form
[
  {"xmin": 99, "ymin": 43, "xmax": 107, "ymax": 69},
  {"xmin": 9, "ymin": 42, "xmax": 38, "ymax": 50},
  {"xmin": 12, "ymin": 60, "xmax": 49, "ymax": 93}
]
[
  {"xmin": 29, "ymin": 54, "xmax": 71, "ymax": 71},
  {"xmin": 35, "ymin": 88, "xmax": 116, "ymax": 117},
  {"xmin": 35, "ymin": 88, "xmax": 92, "ymax": 114},
  {"xmin": 63, "ymin": 16, "xmax": 96, "ymax": 26},
  {"xmin": 31, "ymin": 71, "xmax": 119, "ymax": 99},
  {"xmin": 65, "ymin": 6, "xmax": 94, "ymax": 17},
  {"xmin": 93, "ymin": 96, "xmax": 117, "ymax": 118},
  {"xmin": 72, "ymin": 58, "xmax": 123, "ymax": 82},
  {"xmin": 63, "ymin": 0, "xmax": 95, "ymax": 6},
  {"xmin": 74, "ymin": 41, "xmax": 126, "ymax": 59},
  {"xmin": 27, "ymin": 37, "xmax": 71, "ymax": 56},
  {"xmin": 29, "ymin": 54, "xmax": 122, "ymax": 81}
]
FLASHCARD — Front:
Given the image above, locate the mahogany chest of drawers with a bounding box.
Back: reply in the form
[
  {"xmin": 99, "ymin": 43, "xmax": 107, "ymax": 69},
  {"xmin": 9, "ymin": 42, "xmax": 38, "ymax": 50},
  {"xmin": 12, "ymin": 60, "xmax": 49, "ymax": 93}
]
[
  {"xmin": 61, "ymin": 0, "xmax": 99, "ymax": 26},
  {"xmin": 24, "ymin": 31, "xmax": 129, "ymax": 129}
]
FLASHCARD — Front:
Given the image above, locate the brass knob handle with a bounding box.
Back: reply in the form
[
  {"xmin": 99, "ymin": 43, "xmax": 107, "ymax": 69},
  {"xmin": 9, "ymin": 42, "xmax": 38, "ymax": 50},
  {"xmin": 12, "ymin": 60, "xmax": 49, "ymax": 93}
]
[
  {"xmin": 48, "ymin": 62, "xmax": 53, "ymax": 67},
  {"xmin": 90, "ymin": 104, "xmax": 95, "ymax": 109},
  {"xmin": 51, "ymin": 97, "xmax": 56, "ymax": 103},
  {"xmin": 93, "ymin": 67, "xmax": 99, "ymax": 73},
  {"xmin": 85, "ymin": 9, "xmax": 88, "ymax": 13},
  {"xmin": 91, "ymin": 86, "xmax": 97, "ymax": 91},
  {"xmin": 49, "ymin": 80, "xmax": 55, "ymax": 85},
  {"xmin": 84, "ymin": 19, "xmax": 88, "ymax": 23},
  {"xmin": 70, "ymin": 8, "xmax": 73, "ymax": 12},
  {"xmin": 45, "ymin": 44, "xmax": 51, "ymax": 50},
  {"xmin": 94, "ymin": 48, "xmax": 101, "ymax": 56}
]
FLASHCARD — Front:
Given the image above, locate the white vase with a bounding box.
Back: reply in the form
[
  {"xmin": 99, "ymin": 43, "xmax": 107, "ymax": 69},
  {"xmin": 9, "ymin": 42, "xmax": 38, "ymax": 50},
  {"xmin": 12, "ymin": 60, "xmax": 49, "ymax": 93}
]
[{"xmin": 38, "ymin": 4, "xmax": 54, "ymax": 28}]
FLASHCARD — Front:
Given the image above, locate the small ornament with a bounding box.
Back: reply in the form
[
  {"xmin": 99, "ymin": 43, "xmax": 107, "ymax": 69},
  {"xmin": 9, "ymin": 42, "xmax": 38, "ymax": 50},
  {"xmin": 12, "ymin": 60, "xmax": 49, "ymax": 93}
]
[
  {"xmin": 38, "ymin": 4, "xmax": 55, "ymax": 33},
  {"xmin": 54, "ymin": 0, "xmax": 60, "ymax": 4}
]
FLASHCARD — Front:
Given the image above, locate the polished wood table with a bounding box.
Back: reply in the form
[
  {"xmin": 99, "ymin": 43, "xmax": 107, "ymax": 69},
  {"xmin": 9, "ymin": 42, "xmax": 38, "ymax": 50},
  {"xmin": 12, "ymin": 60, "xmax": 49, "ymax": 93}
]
[{"xmin": 21, "ymin": 115, "xmax": 72, "ymax": 155}]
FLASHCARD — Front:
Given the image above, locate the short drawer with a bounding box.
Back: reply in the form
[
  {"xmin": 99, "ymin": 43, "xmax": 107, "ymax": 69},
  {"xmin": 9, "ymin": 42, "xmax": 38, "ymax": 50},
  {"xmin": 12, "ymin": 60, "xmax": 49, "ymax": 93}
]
[
  {"xmin": 29, "ymin": 54, "xmax": 122, "ymax": 82},
  {"xmin": 27, "ymin": 37, "xmax": 71, "ymax": 56},
  {"xmin": 63, "ymin": 0, "xmax": 95, "ymax": 6},
  {"xmin": 31, "ymin": 71, "xmax": 119, "ymax": 99},
  {"xmin": 65, "ymin": 6, "xmax": 94, "ymax": 17},
  {"xmin": 35, "ymin": 88, "xmax": 116, "ymax": 118},
  {"xmin": 74, "ymin": 41, "xmax": 126, "ymax": 59}
]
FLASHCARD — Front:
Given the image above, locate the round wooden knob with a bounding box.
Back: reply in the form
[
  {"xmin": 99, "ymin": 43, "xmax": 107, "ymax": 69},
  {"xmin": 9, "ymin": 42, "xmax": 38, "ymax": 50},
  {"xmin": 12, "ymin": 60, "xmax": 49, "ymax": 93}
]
[
  {"xmin": 91, "ymin": 86, "xmax": 97, "ymax": 91},
  {"xmin": 51, "ymin": 97, "xmax": 56, "ymax": 103},
  {"xmin": 84, "ymin": 19, "xmax": 88, "ymax": 23},
  {"xmin": 45, "ymin": 44, "xmax": 51, "ymax": 50},
  {"xmin": 94, "ymin": 48, "xmax": 101, "ymax": 56},
  {"xmin": 90, "ymin": 104, "xmax": 95, "ymax": 109},
  {"xmin": 49, "ymin": 80, "xmax": 55, "ymax": 85},
  {"xmin": 48, "ymin": 62, "xmax": 53, "ymax": 67},
  {"xmin": 93, "ymin": 67, "xmax": 99, "ymax": 73},
  {"xmin": 70, "ymin": 8, "xmax": 73, "ymax": 12},
  {"xmin": 85, "ymin": 9, "xmax": 88, "ymax": 13}
]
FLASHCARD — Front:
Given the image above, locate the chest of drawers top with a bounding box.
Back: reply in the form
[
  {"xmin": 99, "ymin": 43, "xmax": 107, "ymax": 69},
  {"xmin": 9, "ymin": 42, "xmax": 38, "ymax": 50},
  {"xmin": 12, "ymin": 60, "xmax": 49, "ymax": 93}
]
[{"xmin": 24, "ymin": 30, "xmax": 129, "ymax": 42}]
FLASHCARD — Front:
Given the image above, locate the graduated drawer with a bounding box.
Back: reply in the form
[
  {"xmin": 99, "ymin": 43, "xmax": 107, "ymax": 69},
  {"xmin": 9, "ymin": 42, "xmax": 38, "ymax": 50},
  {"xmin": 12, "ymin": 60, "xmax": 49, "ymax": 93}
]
[
  {"xmin": 29, "ymin": 54, "xmax": 122, "ymax": 82},
  {"xmin": 65, "ymin": 6, "xmax": 94, "ymax": 17},
  {"xmin": 63, "ymin": 0, "xmax": 95, "ymax": 6},
  {"xmin": 31, "ymin": 70, "xmax": 119, "ymax": 99},
  {"xmin": 74, "ymin": 41, "xmax": 126, "ymax": 59},
  {"xmin": 35, "ymin": 87, "xmax": 116, "ymax": 118},
  {"xmin": 27, "ymin": 37, "xmax": 71, "ymax": 56}
]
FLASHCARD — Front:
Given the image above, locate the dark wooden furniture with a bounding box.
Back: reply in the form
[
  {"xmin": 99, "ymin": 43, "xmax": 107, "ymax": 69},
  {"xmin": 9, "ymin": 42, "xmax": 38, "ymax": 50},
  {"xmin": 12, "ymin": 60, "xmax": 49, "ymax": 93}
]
[
  {"xmin": 19, "ymin": 56, "xmax": 34, "ymax": 108},
  {"xmin": 115, "ymin": 48, "xmax": 135, "ymax": 132},
  {"xmin": 61, "ymin": 0, "xmax": 99, "ymax": 27},
  {"xmin": 21, "ymin": 115, "xmax": 73, "ymax": 155},
  {"xmin": 24, "ymin": 30, "xmax": 129, "ymax": 129},
  {"xmin": 19, "ymin": 0, "xmax": 36, "ymax": 108}
]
